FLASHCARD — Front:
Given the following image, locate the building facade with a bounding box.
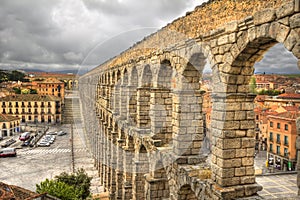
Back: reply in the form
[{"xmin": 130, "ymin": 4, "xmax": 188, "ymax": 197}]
[
  {"xmin": 267, "ymin": 111, "xmax": 300, "ymax": 171},
  {"xmin": 0, "ymin": 94, "xmax": 61, "ymax": 124},
  {"xmin": 32, "ymin": 78, "xmax": 65, "ymax": 103},
  {"xmin": 0, "ymin": 114, "xmax": 20, "ymax": 138}
]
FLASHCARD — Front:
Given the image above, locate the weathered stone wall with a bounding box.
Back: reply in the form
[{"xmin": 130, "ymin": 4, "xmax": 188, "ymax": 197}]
[{"xmin": 79, "ymin": 0, "xmax": 300, "ymax": 199}]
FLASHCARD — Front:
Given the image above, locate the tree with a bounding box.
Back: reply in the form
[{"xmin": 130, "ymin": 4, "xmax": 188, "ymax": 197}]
[
  {"xmin": 36, "ymin": 169, "xmax": 92, "ymax": 200},
  {"xmin": 36, "ymin": 179, "xmax": 79, "ymax": 200},
  {"xmin": 55, "ymin": 168, "xmax": 92, "ymax": 199},
  {"xmin": 29, "ymin": 89, "xmax": 38, "ymax": 94},
  {"xmin": 8, "ymin": 70, "xmax": 25, "ymax": 81},
  {"xmin": 12, "ymin": 87, "xmax": 21, "ymax": 94}
]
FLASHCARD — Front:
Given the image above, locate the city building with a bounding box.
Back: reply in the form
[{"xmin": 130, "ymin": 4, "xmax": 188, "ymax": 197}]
[
  {"xmin": 264, "ymin": 93, "xmax": 300, "ymax": 108},
  {"xmin": 267, "ymin": 111, "xmax": 300, "ymax": 171},
  {"xmin": 32, "ymin": 78, "xmax": 65, "ymax": 103},
  {"xmin": 26, "ymin": 71, "xmax": 78, "ymax": 90},
  {"xmin": 0, "ymin": 94, "xmax": 61, "ymax": 124},
  {"xmin": 0, "ymin": 114, "xmax": 20, "ymax": 138}
]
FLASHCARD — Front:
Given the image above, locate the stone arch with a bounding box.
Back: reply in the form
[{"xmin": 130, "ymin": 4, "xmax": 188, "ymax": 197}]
[
  {"xmin": 177, "ymin": 184, "xmax": 197, "ymax": 200},
  {"xmin": 208, "ymin": 19, "xmax": 300, "ymax": 193}
]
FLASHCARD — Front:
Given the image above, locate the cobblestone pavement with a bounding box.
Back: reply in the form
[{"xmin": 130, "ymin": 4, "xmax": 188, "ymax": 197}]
[{"xmin": 257, "ymin": 174, "xmax": 298, "ymax": 199}]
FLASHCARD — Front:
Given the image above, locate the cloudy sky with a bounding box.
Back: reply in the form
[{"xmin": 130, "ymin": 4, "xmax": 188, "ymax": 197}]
[{"xmin": 0, "ymin": 0, "xmax": 299, "ymax": 74}]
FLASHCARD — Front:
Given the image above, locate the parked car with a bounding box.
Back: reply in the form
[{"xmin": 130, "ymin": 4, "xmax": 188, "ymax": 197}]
[
  {"xmin": 19, "ymin": 132, "xmax": 30, "ymax": 141},
  {"xmin": 1, "ymin": 139, "xmax": 16, "ymax": 148},
  {"xmin": 0, "ymin": 136, "xmax": 3, "ymax": 141},
  {"xmin": 46, "ymin": 131, "xmax": 57, "ymax": 135},
  {"xmin": 37, "ymin": 141, "xmax": 50, "ymax": 147},
  {"xmin": 57, "ymin": 131, "xmax": 67, "ymax": 136},
  {"xmin": 21, "ymin": 136, "xmax": 34, "ymax": 147},
  {"xmin": 0, "ymin": 148, "xmax": 16, "ymax": 157}
]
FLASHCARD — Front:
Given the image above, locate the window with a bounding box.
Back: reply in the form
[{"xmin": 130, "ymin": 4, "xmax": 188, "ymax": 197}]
[
  {"xmin": 269, "ymin": 132, "xmax": 273, "ymax": 142},
  {"xmin": 284, "ymin": 148, "xmax": 289, "ymax": 157},
  {"xmin": 276, "ymin": 134, "xmax": 280, "ymax": 144},
  {"xmin": 270, "ymin": 143, "xmax": 273, "ymax": 152},
  {"xmin": 270, "ymin": 121, "xmax": 273, "ymax": 127},
  {"xmin": 276, "ymin": 146, "xmax": 280, "ymax": 155},
  {"xmin": 284, "ymin": 136, "xmax": 288, "ymax": 146},
  {"xmin": 284, "ymin": 124, "xmax": 288, "ymax": 131},
  {"xmin": 277, "ymin": 123, "xmax": 281, "ymax": 129}
]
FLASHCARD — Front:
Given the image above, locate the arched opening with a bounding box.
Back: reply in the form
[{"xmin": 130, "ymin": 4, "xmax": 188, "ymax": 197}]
[
  {"xmin": 172, "ymin": 53, "xmax": 205, "ymax": 157},
  {"xmin": 128, "ymin": 66, "xmax": 138, "ymax": 125},
  {"xmin": 150, "ymin": 60, "xmax": 174, "ymax": 145},
  {"xmin": 120, "ymin": 68, "xmax": 129, "ymax": 118},
  {"xmin": 113, "ymin": 70, "xmax": 122, "ymax": 114},
  {"xmin": 177, "ymin": 184, "xmax": 197, "ymax": 200}
]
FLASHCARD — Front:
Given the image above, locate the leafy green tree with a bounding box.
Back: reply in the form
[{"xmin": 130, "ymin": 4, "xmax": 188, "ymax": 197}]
[
  {"xmin": 36, "ymin": 169, "xmax": 92, "ymax": 200},
  {"xmin": 36, "ymin": 179, "xmax": 79, "ymax": 200},
  {"xmin": 12, "ymin": 87, "xmax": 21, "ymax": 94},
  {"xmin": 8, "ymin": 70, "xmax": 25, "ymax": 81},
  {"xmin": 55, "ymin": 168, "xmax": 92, "ymax": 199},
  {"xmin": 29, "ymin": 89, "xmax": 38, "ymax": 94}
]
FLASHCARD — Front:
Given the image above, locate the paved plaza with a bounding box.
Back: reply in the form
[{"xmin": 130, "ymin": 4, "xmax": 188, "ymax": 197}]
[{"xmin": 257, "ymin": 174, "xmax": 298, "ymax": 199}]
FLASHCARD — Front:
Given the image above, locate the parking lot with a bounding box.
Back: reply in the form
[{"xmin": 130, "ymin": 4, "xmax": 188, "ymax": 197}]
[{"xmin": 0, "ymin": 124, "xmax": 73, "ymax": 191}]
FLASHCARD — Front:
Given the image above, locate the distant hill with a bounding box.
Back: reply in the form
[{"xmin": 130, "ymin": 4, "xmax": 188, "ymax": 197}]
[{"xmin": 21, "ymin": 68, "xmax": 81, "ymax": 75}]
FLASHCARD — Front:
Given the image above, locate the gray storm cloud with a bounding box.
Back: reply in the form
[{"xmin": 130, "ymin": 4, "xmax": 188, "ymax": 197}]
[{"xmin": 0, "ymin": 0, "xmax": 298, "ymax": 74}]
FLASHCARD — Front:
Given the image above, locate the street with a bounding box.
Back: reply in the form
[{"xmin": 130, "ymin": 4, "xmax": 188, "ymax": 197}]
[{"xmin": 0, "ymin": 124, "xmax": 72, "ymax": 191}]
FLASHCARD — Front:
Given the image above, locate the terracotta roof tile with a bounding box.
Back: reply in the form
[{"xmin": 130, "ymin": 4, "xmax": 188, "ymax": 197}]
[{"xmin": 0, "ymin": 114, "xmax": 19, "ymax": 122}]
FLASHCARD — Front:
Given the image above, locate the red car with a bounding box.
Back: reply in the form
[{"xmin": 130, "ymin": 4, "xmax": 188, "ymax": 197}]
[
  {"xmin": 19, "ymin": 132, "xmax": 30, "ymax": 141},
  {"xmin": 0, "ymin": 148, "xmax": 17, "ymax": 157}
]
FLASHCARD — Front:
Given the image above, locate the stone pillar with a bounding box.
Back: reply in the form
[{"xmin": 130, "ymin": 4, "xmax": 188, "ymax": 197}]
[
  {"xmin": 122, "ymin": 140, "xmax": 134, "ymax": 200},
  {"xmin": 116, "ymin": 137, "xmax": 125, "ymax": 200},
  {"xmin": 172, "ymin": 90, "xmax": 204, "ymax": 164},
  {"xmin": 137, "ymin": 87, "xmax": 151, "ymax": 129},
  {"xmin": 150, "ymin": 88, "xmax": 173, "ymax": 145},
  {"xmin": 132, "ymin": 153, "xmax": 149, "ymax": 200},
  {"xmin": 119, "ymin": 85, "xmax": 129, "ymax": 120},
  {"xmin": 127, "ymin": 86, "xmax": 137, "ymax": 125},
  {"xmin": 210, "ymin": 93, "xmax": 262, "ymax": 198},
  {"xmin": 296, "ymin": 0, "xmax": 300, "ymax": 12},
  {"xmin": 113, "ymin": 85, "xmax": 121, "ymax": 115},
  {"xmin": 109, "ymin": 130, "xmax": 118, "ymax": 199}
]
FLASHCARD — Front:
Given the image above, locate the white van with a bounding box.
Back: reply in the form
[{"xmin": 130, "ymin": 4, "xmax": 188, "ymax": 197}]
[{"xmin": 0, "ymin": 148, "xmax": 17, "ymax": 157}]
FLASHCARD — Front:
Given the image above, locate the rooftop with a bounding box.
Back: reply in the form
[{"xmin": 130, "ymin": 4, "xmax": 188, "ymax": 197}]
[{"xmin": 0, "ymin": 114, "xmax": 19, "ymax": 122}]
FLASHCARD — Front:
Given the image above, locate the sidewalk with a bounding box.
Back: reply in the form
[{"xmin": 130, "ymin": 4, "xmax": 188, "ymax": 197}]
[
  {"xmin": 71, "ymin": 123, "xmax": 103, "ymax": 196},
  {"xmin": 254, "ymin": 150, "xmax": 297, "ymax": 176}
]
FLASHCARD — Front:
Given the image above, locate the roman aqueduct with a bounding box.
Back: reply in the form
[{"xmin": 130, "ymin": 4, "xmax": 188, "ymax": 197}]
[{"xmin": 79, "ymin": 0, "xmax": 300, "ymax": 199}]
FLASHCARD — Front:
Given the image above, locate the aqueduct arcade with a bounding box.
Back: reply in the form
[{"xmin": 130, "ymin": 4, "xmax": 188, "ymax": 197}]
[{"xmin": 79, "ymin": 0, "xmax": 300, "ymax": 199}]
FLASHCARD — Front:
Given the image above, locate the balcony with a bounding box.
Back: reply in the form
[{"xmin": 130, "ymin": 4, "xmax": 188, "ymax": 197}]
[
  {"xmin": 276, "ymin": 140, "xmax": 281, "ymax": 145},
  {"xmin": 284, "ymin": 142, "xmax": 289, "ymax": 147},
  {"xmin": 1, "ymin": 105, "xmax": 6, "ymax": 108},
  {"xmin": 28, "ymin": 104, "xmax": 32, "ymax": 108},
  {"xmin": 269, "ymin": 138, "xmax": 274, "ymax": 142}
]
